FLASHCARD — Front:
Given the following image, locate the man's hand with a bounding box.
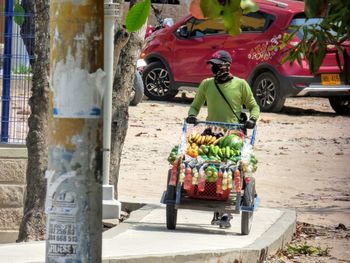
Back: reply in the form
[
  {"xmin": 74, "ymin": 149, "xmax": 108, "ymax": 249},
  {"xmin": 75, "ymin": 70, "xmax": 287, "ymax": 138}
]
[
  {"xmin": 186, "ymin": 115, "xmax": 197, "ymax": 124},
  {"xmin": 244, "ymin": 118, "xmax": 256, "ymax": 129}
]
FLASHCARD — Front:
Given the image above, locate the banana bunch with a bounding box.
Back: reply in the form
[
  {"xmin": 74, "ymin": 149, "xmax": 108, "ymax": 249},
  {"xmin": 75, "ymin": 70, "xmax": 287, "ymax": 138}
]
[{"xmin": 188, "ymin": 132, "xmax": 222, "ymax": 146}]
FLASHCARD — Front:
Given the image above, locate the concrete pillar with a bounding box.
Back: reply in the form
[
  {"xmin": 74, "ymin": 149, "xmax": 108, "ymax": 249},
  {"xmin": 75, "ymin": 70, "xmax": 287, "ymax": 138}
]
[{"xmin": 46, "ymin": 1, "xmax": 104, "ymax": 262}]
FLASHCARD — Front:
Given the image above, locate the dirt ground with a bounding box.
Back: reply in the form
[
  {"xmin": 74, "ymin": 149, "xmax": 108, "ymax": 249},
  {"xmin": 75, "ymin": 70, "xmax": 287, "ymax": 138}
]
[{"xmin": 118, "ymin": 95, "xmax": 350, "ymax": 262}]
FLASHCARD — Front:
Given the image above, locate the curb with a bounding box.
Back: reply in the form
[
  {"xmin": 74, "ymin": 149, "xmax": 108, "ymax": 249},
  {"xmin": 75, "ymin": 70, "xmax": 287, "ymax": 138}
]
[
  {"xmin": 103, "ymin": 205, "xmax": 297, "ymax": 263},
  {"xmin": 103, "ymin": 204, "xmax": 158, "ymax": 239}
]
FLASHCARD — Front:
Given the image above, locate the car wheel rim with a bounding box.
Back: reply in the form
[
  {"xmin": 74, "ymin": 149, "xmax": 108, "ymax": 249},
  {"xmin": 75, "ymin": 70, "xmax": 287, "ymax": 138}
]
[
  {"xmin": 145, "ymin": 67, "xmax": 170, "ymax": 97},
  {"xmin": 256, "ymin": 78, "xmax": 276, "ymax": 108}
]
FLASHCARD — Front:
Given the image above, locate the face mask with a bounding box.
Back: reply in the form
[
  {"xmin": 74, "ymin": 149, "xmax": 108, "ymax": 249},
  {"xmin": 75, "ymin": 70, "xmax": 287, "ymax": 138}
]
[
  {"xmin": 211, "ymin": 64, "xmax": 221, "ymax": 75},
  {"xmin": 213, "ymin": 62, "xmax": 233, "ymax": 83}
]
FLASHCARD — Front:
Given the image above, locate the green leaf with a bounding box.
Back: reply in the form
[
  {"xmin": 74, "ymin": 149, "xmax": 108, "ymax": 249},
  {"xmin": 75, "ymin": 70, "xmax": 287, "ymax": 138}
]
[
  {"xmin": 302, "ymin": 25, "xmax": 308, "ymax": 38},
  {"xmin": 282, "ymin": 33, "xmax": 289, "ymax": 42},
  {"xmin": 282, "ymin": 0, "xmax": 350, "ymax": 72},
  {"xmin": 314, "ymin": 48, "xmax": 326, "ymax": 73},
  {"xmin": 296, "ymin": 52, "xmax": 303, "ymax": 67},
  {"xmin": 200, "ymin": 0, "xmax": 223, "ymax": 19},
  {"xmin": 307, "ymin": 43, "xmax": 326, "ymax": 73},
  {"xmin": 281, "ymin": 54, "xmax": 290, "ymax": 64},
  {"xmin": 125, "ymin": 0, "xmax": 151, "ymax": 32},
  {"xmin": 13, "ymin": 3, "xmax": 25, "ymax": 26},
  {"xmin": 223, "ymin": 10, "xmax": 242, "ymax": 36}
]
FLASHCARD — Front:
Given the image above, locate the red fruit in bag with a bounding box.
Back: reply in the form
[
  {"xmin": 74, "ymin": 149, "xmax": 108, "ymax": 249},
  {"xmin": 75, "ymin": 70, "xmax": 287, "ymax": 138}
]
[
  {"xmin": 216, "ymin": 170, "xmax": 223, "ymax": 194},
  {"xmin": 198, "ymin": 168, "xmax": 206, "ymax": 192},
  {"xmin": 169, "ymin": 161, "xmax": 178, "ymax": 186}
]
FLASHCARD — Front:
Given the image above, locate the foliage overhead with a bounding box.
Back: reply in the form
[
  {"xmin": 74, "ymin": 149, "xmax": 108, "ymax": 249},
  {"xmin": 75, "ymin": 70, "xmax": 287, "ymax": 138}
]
[
  {"xmin": 125, "ymin": 0, "xmax": 349, "ymax": 75},
  {"xmin": 126, "ymin": 0, "xmax": 259, "ymax": 35},
  {"xmin": 192, "ymin": 0, "xmax": 259, "ymax": 35},
  {"xmin": 125, "ymin": 0, "xmax": 151, "ymax": 32},
  {"xmin": 282, "ymin": 0, "xmax": 350, "ymax": 74}
]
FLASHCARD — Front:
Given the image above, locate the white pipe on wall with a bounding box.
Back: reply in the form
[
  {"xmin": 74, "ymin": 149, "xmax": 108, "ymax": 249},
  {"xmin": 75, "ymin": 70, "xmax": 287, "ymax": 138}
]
[{"xmin": 103, "ymin": 0, "xmax": 119, "ymax": 185}]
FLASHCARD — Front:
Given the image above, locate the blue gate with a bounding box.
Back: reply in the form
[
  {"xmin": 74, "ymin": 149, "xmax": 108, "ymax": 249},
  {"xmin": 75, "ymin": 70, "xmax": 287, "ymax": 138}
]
[{"xmin": 0, "ymin": 0, "xmax": 34, "ymax": 144}]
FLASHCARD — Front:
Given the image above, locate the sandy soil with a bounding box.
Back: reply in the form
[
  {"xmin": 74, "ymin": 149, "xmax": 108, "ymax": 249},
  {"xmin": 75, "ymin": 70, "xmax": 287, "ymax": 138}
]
[{"xmin": 118, "ymin": 95, "xmax": 350, "ymax": 262}]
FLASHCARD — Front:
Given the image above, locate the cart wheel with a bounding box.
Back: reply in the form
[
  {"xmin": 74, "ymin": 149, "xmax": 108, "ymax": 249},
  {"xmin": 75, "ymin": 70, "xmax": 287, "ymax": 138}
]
[
  {"xmin": 166, "ymin": 170, "xmax": 178, "ymax": 230},
  {"xmin": 241, "ymin": 177, "xmax": 256, "ymax": 235}
]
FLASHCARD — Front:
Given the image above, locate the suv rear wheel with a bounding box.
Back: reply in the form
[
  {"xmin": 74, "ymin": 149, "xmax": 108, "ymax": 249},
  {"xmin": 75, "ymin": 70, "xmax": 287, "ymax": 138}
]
[
  {"xmin": 252, "ymin": 72, "xmax": 285, "ymax": 113},
  {"xmin": 329, "ymin": 96, "xmax": 350, "ymax": 115},
  {"xmin": 142, "ymin": 62, "xmax": 178, "ymax": 100}
]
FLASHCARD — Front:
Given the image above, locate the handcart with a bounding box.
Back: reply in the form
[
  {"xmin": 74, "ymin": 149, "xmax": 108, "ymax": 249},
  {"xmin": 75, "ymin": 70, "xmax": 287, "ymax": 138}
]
[{"xmin": 161, "ymin": 120, "xmax": 260, "ymax": 235}]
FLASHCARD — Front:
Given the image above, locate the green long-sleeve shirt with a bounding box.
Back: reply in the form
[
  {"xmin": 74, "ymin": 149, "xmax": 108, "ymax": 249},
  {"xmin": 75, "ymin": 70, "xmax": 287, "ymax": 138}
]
[{"xmin": 188, "ymin": 77, "xmax": 260, "ymax": 123}]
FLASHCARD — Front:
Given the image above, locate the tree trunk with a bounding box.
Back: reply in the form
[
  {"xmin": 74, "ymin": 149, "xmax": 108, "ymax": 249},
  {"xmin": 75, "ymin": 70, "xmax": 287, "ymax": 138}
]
[
  {"xmin": 110, "ymin": 28, "xmax": 143, "ymax": 199},
  {"xmin": 17, "ymin": 0, "xmax": 49, "ymax": 242}
]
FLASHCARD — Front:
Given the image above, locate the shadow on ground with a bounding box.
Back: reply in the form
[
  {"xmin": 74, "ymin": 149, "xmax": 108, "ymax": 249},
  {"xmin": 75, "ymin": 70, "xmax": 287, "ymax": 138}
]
[{"xmin": 280, "ymin": 106, "xmax": 338, "ymax": 117}]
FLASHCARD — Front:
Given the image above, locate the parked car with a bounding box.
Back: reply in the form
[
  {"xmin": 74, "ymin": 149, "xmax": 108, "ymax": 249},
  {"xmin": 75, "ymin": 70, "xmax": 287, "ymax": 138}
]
[
  {"xmin": 140, "ymin": 0, "xmax": 350, "ymax": 114},
  {"xmin": 129, "ymin": 60, "xmax": 146, "ymax": 106},
  {"xmin": 130, "ymin": 70, "xmax": 144, "ymax": 106}
]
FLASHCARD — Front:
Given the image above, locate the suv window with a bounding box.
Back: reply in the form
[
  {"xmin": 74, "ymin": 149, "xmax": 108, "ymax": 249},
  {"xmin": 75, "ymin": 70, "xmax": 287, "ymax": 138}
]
[
  {"xmin": 241, "ymin": 12, "xmax": 275, "ymax": 32},
  {"xmin": 182, "ymin": 17, "xmax": 226, "ymax": 38},
  {"xmin": 288, "ymin": 14, "xmax": 324, "ymax": 40},
  {"xmin": 178, "ymin": 12, "xmax": 274, "ymax": 38}
]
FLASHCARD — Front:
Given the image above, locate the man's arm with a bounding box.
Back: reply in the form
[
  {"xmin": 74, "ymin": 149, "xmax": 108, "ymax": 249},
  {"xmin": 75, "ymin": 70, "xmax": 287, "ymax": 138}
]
[
  {"xmin": 241, "ymin": 80, "xmax": 260, "ymax": 120},
  {"xmin": 188, "ymin": 80, "xmax": 207, "ymax": 117}
]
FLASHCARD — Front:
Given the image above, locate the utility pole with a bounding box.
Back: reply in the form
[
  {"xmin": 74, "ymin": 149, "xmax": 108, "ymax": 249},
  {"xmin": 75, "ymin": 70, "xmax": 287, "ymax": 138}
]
[
  {"xmin": 102, "ymin": 0, "xmax": 121, "ymax": 220},
  {"xmin": 46, "ymin": 1, "xmax": 104, "ymax": 262}
]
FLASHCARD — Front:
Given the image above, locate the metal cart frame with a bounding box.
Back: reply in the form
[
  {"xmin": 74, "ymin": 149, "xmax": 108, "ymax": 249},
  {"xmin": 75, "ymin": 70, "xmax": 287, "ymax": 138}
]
[{"xmin": 161, "ymin": 121, "xmax": 260, "ymax": 235}]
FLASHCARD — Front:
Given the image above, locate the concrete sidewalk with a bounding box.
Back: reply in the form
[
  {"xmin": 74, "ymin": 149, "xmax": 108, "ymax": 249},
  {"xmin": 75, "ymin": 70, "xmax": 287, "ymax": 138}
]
[{"xmin": 0, "ymin": 205, "xmax": 296, "ymax": 263}]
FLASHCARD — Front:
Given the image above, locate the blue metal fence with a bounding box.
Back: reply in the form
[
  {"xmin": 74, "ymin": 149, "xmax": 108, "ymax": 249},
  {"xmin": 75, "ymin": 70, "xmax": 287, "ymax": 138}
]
[{"xmin": 0, "ymin": 0, "xmax": 33, "ymax": 144}]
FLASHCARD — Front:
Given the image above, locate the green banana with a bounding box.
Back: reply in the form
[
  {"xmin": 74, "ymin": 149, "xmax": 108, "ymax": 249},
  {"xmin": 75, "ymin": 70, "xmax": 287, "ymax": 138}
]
[
  {"xmin": 222, "ymin": 147, "xmax": 226, "ymax": 157},
  {"xmin": 213, "ymin": 145, "xmax": 219, "ymax": 155},
  {"xmin": 209, "ymin": 145, "xmax": 215, "ymax": 156},
  {"xmin": 218, "ymin": 148, "xmax": 223, "ymax": 157},
  {"xmin": 198, "ymin": 148, "xmax": 203, "ymax": 155},
  {"xmin": 226, "ymin": 146, "xmax": 231, "ymax": 158}
]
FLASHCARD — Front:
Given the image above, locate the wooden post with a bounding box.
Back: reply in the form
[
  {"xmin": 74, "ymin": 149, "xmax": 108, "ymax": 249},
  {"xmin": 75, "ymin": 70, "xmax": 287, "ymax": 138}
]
[{"xmin": 46, "ymin": 1, "xmax": 104, "ymax": 262}]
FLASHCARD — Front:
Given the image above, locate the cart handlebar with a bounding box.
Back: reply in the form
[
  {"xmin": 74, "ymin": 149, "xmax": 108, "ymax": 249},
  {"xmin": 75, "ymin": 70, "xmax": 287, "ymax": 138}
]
[
  {"xmin": 183, "ymin": 120, "xmax": 257, "ymax": 146},
  {"xmin": 194, "ymin": 120, "xmax": 244, "ymax": 129}
]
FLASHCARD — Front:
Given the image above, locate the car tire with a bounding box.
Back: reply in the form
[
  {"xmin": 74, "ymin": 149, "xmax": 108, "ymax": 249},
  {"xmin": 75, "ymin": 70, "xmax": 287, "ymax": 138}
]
[
  {"xmin": 328, "ymin": 96, "xmax": 350, "ymax": 115},
  {"xmin": 142, "ymin": 61, "xmax": 178, "ymax": 100},
  {"xmin": 252, "ymin": 72, "xmax": 285, "ymax": 113},
  {"xmin": 130, "ymin": 71, "xmax": 144, "ymax": 106}
]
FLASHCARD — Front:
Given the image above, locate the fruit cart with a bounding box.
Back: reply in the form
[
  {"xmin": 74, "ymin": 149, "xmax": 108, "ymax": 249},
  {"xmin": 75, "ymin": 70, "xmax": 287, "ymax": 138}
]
[{"xmin": 161, "ymin": 120, "xmax": 260, "ymax": 235}]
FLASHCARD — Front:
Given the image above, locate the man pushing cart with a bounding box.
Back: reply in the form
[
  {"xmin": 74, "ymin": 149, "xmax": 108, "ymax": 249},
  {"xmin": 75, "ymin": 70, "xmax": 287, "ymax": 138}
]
[{"xmin": 162, "ymin": 50, "xmax": 260, "ymax": 234}]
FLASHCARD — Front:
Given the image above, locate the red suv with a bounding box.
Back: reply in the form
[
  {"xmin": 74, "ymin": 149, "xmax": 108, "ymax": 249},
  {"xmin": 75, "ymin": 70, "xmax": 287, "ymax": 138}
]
[{"xmin": 141, "ymin": 0, "xmax": 350, "ymax": 113}]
